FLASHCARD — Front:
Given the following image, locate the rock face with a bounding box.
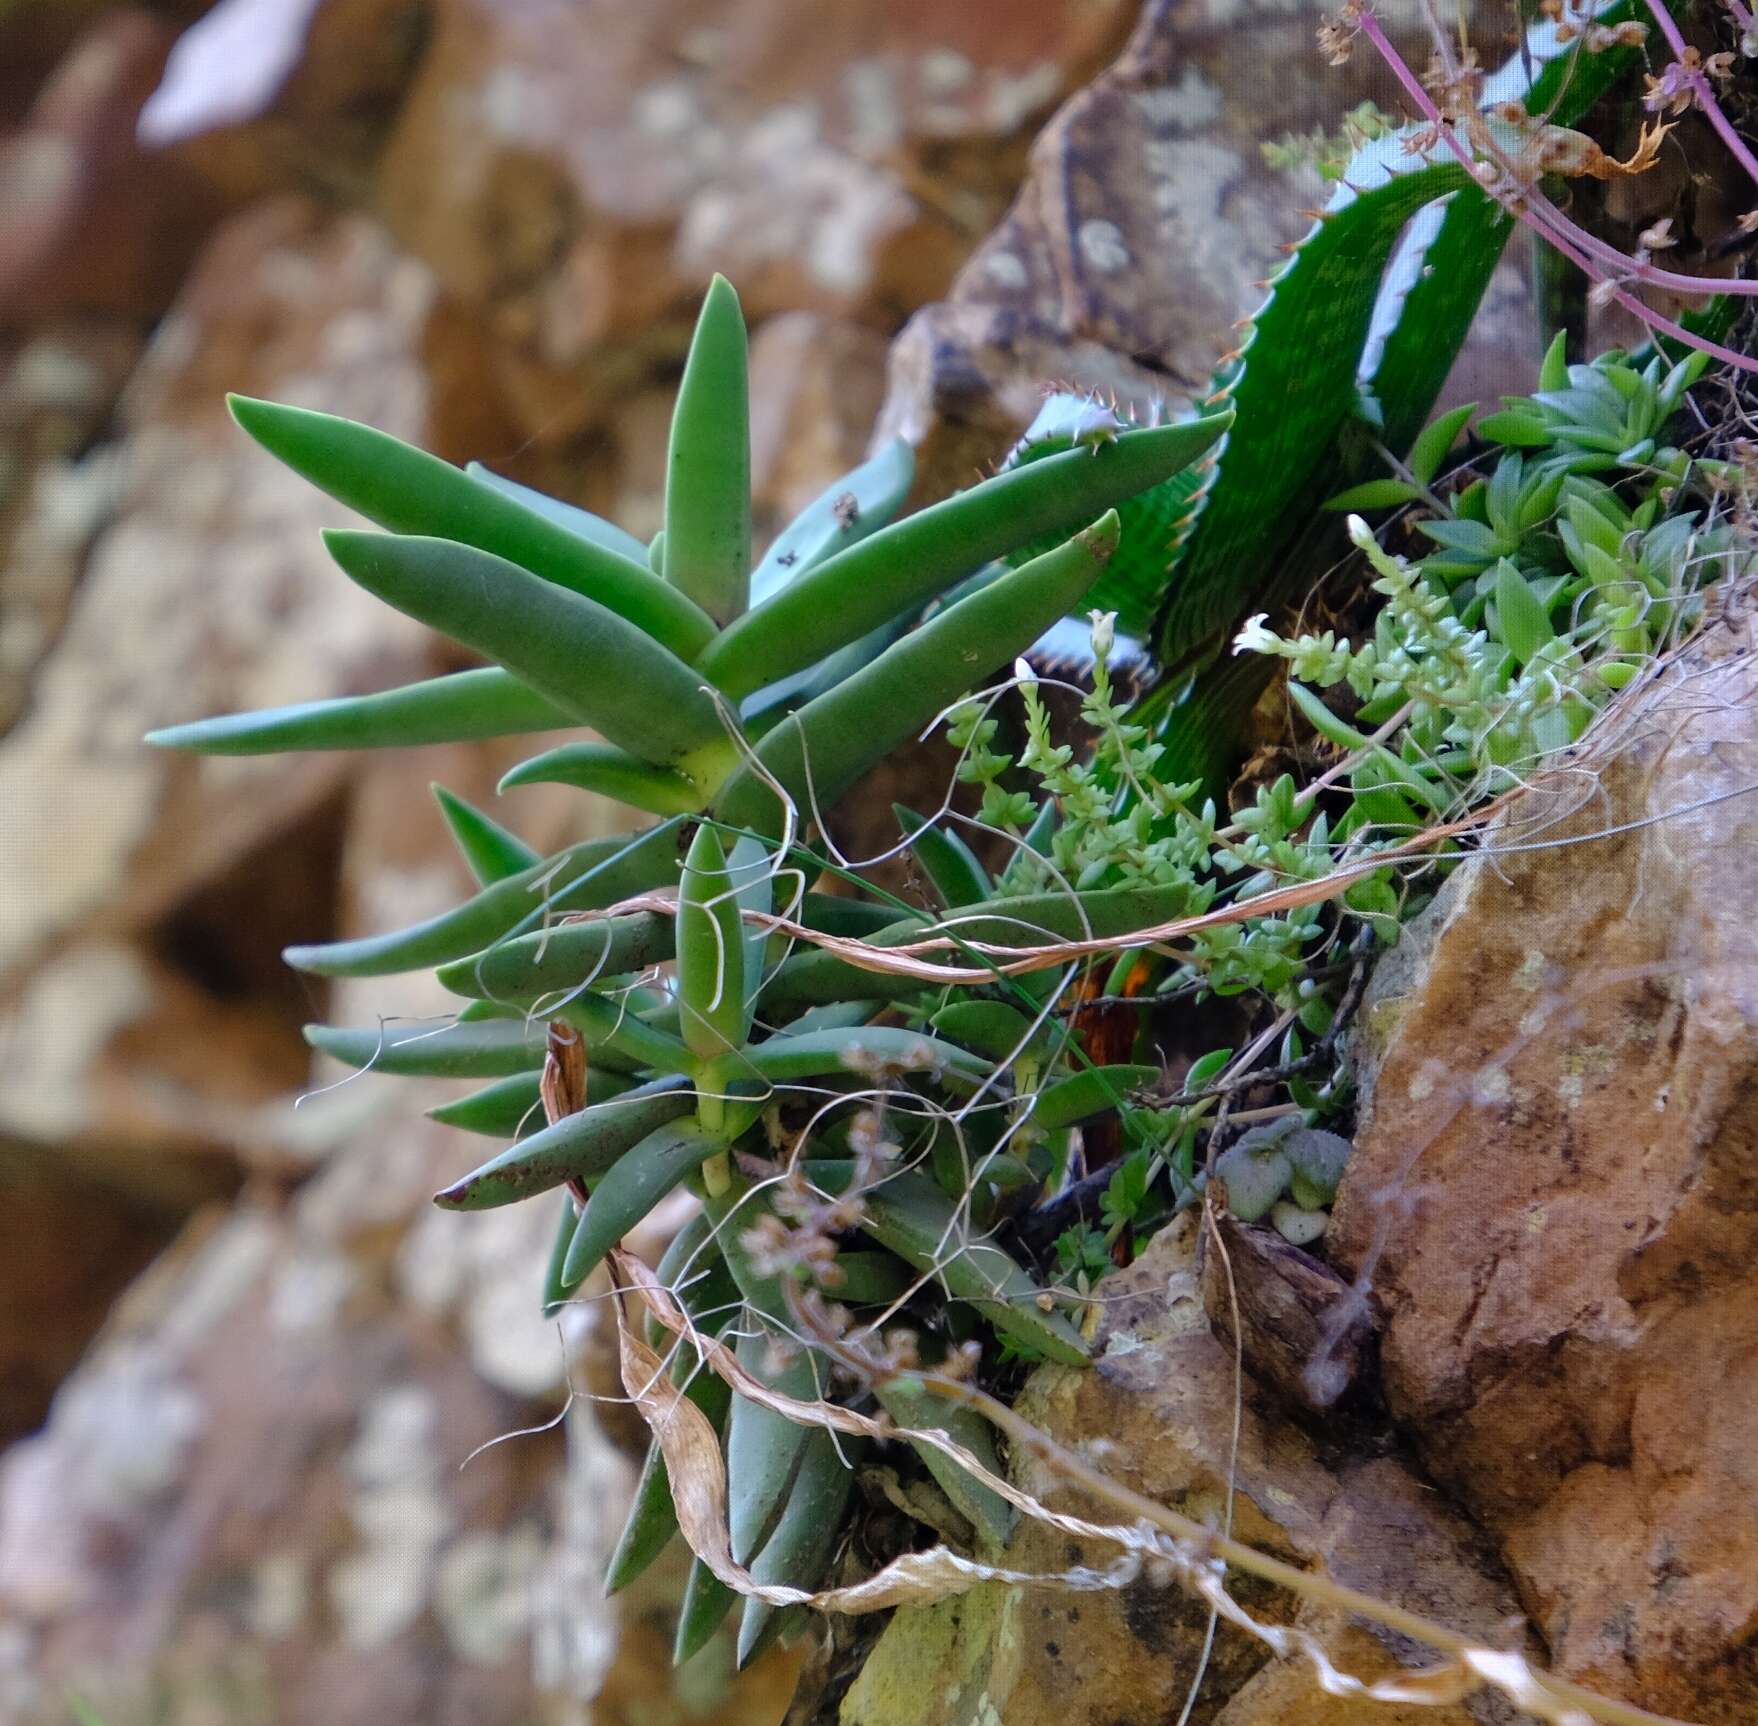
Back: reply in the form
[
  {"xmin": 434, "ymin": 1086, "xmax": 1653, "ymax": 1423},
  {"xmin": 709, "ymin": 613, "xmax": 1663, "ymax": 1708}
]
[
  {"xmin": 1329, "ymin": 591, "xmax": 1758, "ymax": 1722},
  {"xmin": 840, "ymin": 1218, "xmax": 1527, "ymax": 1726}
]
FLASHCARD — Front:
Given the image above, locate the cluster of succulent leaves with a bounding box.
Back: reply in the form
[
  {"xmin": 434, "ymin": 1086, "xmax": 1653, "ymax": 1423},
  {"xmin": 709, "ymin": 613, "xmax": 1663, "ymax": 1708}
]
[{"xmin": 149, "ymin": 275, "xmax": 1235, "ymax": 1667}]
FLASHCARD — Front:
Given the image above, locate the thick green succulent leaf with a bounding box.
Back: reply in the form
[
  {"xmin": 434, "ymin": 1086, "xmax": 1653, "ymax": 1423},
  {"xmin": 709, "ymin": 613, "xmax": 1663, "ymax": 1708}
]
[
  {"xmin": 716, "ymin": 514, "xmax": 1122, "ymax": 835},
  {"xmin": 674, "ymin": 1559, "xmax": 736, "ymax": 1664},
  {"xmin": 894, "ymin": 805, "xmax": 992, "ymax": 908},
  {"xmin": 227, "ymin": 395, "xmax": 714, "ymax": 658},
  {"xmin": 426, "ymin": 1070, "xmax": 547, "ymax": 1137},
  {"xmin": 541, "ymin": 1192, "xmax": 581, "ymax": 1317},
  {"xmin": 433, "ymin": 1076, "xmax": 696, "ymax": 1210},
  {"xmin": 1029, "ymin": 1064, "xmax": 1160, "ymax": 1132},
  {"xmin": 664, "ymin": 275, "xmax": 752, "ymax": 625},
  {"xmin": 873, "ymin": 1376, "xmax": 1015, "ymax": 1548},
  {"xmin": 726, "ymin": 835, "xmax": 775, "ymax": 1010},
  {"xmin": 145, "ymin": 667, "xmax": 574, "ymax": 755},
  {"xmin": 736, "ymin": 1427, "xmax": 862, "ymax": 1668},
  {"xmin": 678, "ymin": 823, "xmax": 749, "ymax": 1060},
  {"xmin": 306, "ymin": 1018, "xmax": 547, "ymax": 1079},
  {"xmin": 928, "ymin": 1000, "xmax": 1038, "ymax": 1063},
  {"xmin": 807, "ymin": 1164, "xmax": 1088, "ymax": 1365},
  {"xmin": 284, "ymin": 824, "xmax": 679, "ymax": 978},
  {"xmin": 432, "ymin": 786, "xmax": 541, "ymax": 886},
  {"xmin": 706, "ymin": 1181, "xmax": 828, "ymax": 1564},
  {"xmin": 497, "ymin": 743, "xmax": 701, "ymax": 815},
  {"xmin": 463, "ymin": 462, "xmax": 649, "ymax": 565},
  {"xmin": 750, "ymin": 437, "xmax": 915, "ymax": 604},
  {"xmin": 732, "ymin": 1024, "xmax": 989, "ymax": 1089},
  {"xmin": 560, "ymin": 1119, "xmax": 727, "ymax": 1292},
  {"xmin": 435, "ymin": 914, "xmax": 675, "ymax": 1007},
  {"xmin": 700, "ymin": 414, "xmax": 1230, "ymax": 699},
  {"xmin": 322, "ymin": 532, "xmax": 729, "ymax": 772}
]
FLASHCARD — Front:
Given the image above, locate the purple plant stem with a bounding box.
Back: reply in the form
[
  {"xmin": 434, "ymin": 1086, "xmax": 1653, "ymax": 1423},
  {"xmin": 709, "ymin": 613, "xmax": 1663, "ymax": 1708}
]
[
  {"xmin": 1641, "ymin": 0, "xmax": 1758, "ymax": 193},
  {"xmin": 1350, "ymin": 3, "xmax": 1758, "ymax": 373}
]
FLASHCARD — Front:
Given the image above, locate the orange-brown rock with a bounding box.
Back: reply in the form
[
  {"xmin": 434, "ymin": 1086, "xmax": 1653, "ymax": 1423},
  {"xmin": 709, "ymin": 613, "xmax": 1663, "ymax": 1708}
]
[
  {"xmin": 1330, "ymin": 589, "xmax": 1758, "ymax": 1720},
  {"xmin": 840, "ymin": 1218, "xmax": 1529, "ymax": 1726}
]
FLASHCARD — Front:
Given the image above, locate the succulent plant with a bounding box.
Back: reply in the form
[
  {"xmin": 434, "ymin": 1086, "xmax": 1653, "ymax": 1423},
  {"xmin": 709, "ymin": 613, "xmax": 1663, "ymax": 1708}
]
[{"xmin": 148, "ymin": 275, "xmax": 1229, "ymax": 1664}]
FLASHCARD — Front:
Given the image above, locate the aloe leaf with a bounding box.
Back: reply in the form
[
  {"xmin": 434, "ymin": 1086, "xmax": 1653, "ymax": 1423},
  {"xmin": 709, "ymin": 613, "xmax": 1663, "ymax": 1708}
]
[
  {"xmin": 894, "ymin": 805, "xmax": 992, "ymax": 908},
  {"xmin": 433, "ymin": 1076, "xmax": 695, "ymax": 1210},
  {"xmin": 226, "ymin": 395, "xmax": 714, "ymax": 658},
  {"xmin": 750, "ymin": 437, "xmax": 915, "ymax": 604},
  {"xmin": 284, "ymin": 824, "xmax": 679, "ymax": 978},
  {"xmin": 306, "ymin": 1018, "xmax": 547, "ymax": 1079},
  {"xmin": 807, "ymin": 1164, "xmax": 1087, "ymax": 1365},
  {"xmin": 497, "ymin": 743, "xmax": 701, "ymax": 815},
  {"xmin": 700, "ymin": 415, "xmax": 1230, "ymax": 699},
  {"xmin": 678, "ymin": 823, "xmax": 748, "ymax": 1060},
  {"xmin": 464, "ymin": 462, "xmax": 649, "ymax": 565},
  {"xmin": 558, "ymin": 1119, "xmax": 726, "ymax": 1292},
  {"xmin": 145, "ymin": 667, "xmax": 574, "ymax": 755},
  {"xmin": 716, "ymin": 514, "xmax": 1122, "ymax": 835},
  {"xmin": 427, "ymin": 1071, "xmax": 547, "ymax": 1137},
  {"xmin": 873, "ymin": 1376, "xmax": 1015, "ymax": 1548},
  {"xmin": 432, "ymin": 786, "xmax": 541, "ymax": 886},
  {"xmin": 322, "ymin": 532, "xmax": 728, "ymax": 771},
  {"xmin": 736, "ymin": 1428, "xmax": 862, "ymax": 1668},
  {"xmin": 664, "ymin": 275, "xmax": 752, "ymax": 626},
  {"xmin": 1029, "ymin": 1064, "xmax": 1160, "ymax": 1132},
  {"xmin": 674, "ymin": 1559, "xmax": 736, "ymax": 1664},
  {"xmin": 435, "ymin": 915, "xmax": 675, "ymax": 1007}
]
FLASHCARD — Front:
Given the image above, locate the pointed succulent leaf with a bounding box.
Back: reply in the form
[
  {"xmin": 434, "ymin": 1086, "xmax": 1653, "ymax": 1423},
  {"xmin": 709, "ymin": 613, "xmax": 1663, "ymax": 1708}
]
[
  {"xmin": 284, "ymin": 824, "xmax": 679, "ymax": 977},
  {"xmin": 435, "ymin": 914, "xmax": 676, "ymax": 1007},
  {"xmin": 1029, "ymin": 1064, "xmax": 1160, "ymax": 1132},
  {"xmin": 322, "ymin": 532, "xmax": 729, "ymax": 771},
  {"xmin": 432, "ymin": 785, "xmax": 541, "ymax": 886},
  {"xmin": 541, "ymin": 1192, "xmax": 582, "ymax": 1317},
  {"xmin": 560, "ymin": 1119, "xmax": 727, "ymax": 1291},
  {"xmin": 734, "ymin": 1024, "xmax": 990, "ymax": 1089},
  {"xmin": 664, "ymin": 275, "xmax": 751, "ymax": 625},
  {"xmin": 894, "ymin": 804, "xmax": 992, "ymax": 908},
  {"xmin": 806, "ymin": 1164, "xmax": 1088, "ymax": 1364},
  {"xmin": 306, "ymin": 1018, "xmax": 548, "ymax": 1079},
  {"xmin": 873, "ymin": 1375, "xmax": 1015, "ymax": 1548},
  {"xmin": 726, "ymin": 835, "xmax": 775, "ymax": 1011},
  {"xmin": 226, "ymin": 395, "xmax": 714, "ymax": 657},
  {"xmin": 426, "ymin": 1070, "xmax": 548, "ymax": 1138},
  {"xmin": 463, "ymin": 462, "xmax": 649, "ymax": 564},
  {"xmin": 678, "ymin": 823, "xmax": 749, "ymax": 1059},
  {"xmin": 928, "ymin": 1000, "xmax": 1038, "ymax": 1063},
  {"xmin": 700, "ymin": 414, "xmax": 1231, "ymax": 699},
  {"xmin": 1408, "ymin": 402, "xmax": 1478, "ymax": 486},
  {"xmin": 716, "ymin": 514, "xmax": 1122, "ymax": 834},
  {"xmin": 1492, "ymin": 559, "xmax": 1555, "ymax": 664},
  {"xmin": 750, "ymin": 437, "xmax": 915, "ymax": 604},
  {"xmin": 674, "ymin": 1559, "xmax": 736, "ymax": 1665},
  {"xmin": 497, "ymin": 742, "xmax": 701, "ymax": 815},
  {"xmin": 737, "ymin": 1428, "xmax": 862, "ymax": 1668},
  {"xmin": 145, "ymin": 667, "xmax": 574, "ymax": 755},
  {"xmin": 433, "ymin": 1076, "xmax": 696, "ymax": 1210},
  {"xmin": 1323, "ymin": 478, "xmax": 1422, "ymax": 512}
]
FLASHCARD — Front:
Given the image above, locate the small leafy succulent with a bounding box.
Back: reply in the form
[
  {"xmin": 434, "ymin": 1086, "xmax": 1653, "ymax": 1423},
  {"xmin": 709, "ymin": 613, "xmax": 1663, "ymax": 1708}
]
[{"xmin": 147, "ymin": 275, "xmax": 1229, "ymax": 1666}]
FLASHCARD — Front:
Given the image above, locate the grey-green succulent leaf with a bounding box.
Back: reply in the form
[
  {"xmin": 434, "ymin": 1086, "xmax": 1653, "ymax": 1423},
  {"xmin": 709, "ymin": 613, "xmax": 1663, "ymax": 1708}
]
[
  {"xmin": 145, "ymin": 667, "xmax": 574, "ymax": 755},
  {"xmin": 227, "ymin": 394, "xmax": 714, "ymax": 658},
  {"xmin": 463, "ymin": 462, "xmax": 650, "ymax": 565},
  {"xmin": 432, "ymin": 785, "xmax": 542, "ymax": 886},
  {"xmin": 497, "ymin": 742, "xmax": 702, "ymax": 815},
  {"xmin": 321, "ymin": 531, "xmax": 729, "ymax": 772}
]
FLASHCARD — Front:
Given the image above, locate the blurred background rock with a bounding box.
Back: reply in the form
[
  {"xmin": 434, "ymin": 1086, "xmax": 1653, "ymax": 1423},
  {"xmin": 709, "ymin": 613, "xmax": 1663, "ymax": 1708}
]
[{"xmin": 0, "ymin": 2, "xmax": 1532, "ymax": 1721}]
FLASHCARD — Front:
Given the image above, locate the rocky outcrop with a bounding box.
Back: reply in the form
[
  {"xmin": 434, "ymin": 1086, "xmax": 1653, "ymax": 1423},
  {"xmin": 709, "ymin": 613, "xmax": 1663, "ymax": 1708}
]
[
  {"xmin": 1330, "ymin": 589, "xmax": 1758, "ymax": 1722},
  {"xmin": 840, "ymin": 1218, "xmax": 1528, "ymax": 1726}
]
